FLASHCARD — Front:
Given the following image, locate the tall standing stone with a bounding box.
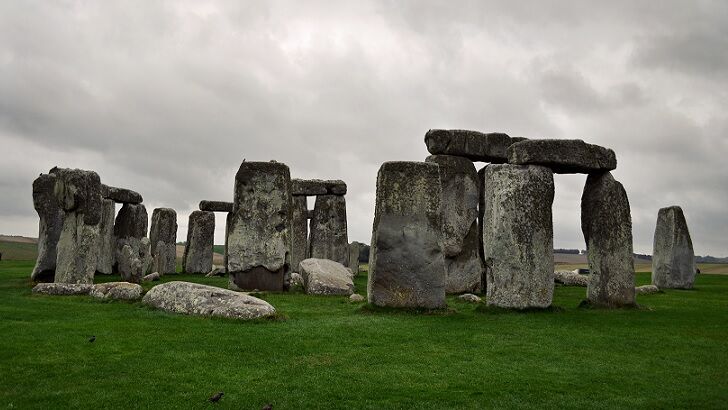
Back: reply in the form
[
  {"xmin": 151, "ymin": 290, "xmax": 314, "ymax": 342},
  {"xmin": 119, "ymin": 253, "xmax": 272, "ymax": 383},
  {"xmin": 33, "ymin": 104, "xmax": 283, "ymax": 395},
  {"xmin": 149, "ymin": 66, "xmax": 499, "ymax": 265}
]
[
  {"xmin": 581, "ymin": 172, "xmax": 635, "ymax": 307},
  {"xmin": 652, "ymin": 206, "xmax": 696, "ymax": 289},
  {"xmin": 368, "ymin": 161, "xmax": 446, "ymax": 309},
  {"xmin": 182, "ymin": 210, "xmax": 215, "ymax": 274},
  {"xmin": 31, "ymin": 173, "xmax": 64, "ymax": 282},
  {"xmin": 482, "ymin": 164, "xmax": 554, "ymax": 309},
  {"xmin": 96, "ymin": 198, "xmax": 116, "ymax": 275},
  {"xmin": 227, "ymin": 161, "xmax": 292, "ymax": 291},
  {"xmin": 426, "ymin": 155, "xmax": 484, "ymax": 294},
  {"xmin": 291, "ymin": 196, "xmax": 309, "ymax": 273},
  {"xmin": 309, "ymin": 195, "xmax": 348, "ymax": 266},
  {"xmin": 348, "ymin": 242, "xmax": 360, "ymax": 275},
  {"xmin": 477, "ymin": 166, "xmax": 487, "ymax": 285},
  {"xmin": 114, "ymin": 203, "xmax": 148, "ymax": 271},
  {"xmin": 150, "ymin": 208, "xmax": 177, "ymax": 275}
]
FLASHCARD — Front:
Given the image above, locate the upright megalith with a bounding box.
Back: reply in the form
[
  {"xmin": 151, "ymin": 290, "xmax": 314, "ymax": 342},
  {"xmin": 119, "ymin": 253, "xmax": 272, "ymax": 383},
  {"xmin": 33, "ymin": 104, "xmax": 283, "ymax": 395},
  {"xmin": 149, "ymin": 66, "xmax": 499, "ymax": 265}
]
[
  {"xmin": 348, "ymin": 242, "xmax": 360, "ymax": 275},
  {"xmin": 150, "ymin": 208, "xmax": 177, "ymax": 275},
  {"xmin": 51, "ymin": 167, "xmax": 103, "ymax": 284},
  {"xmin": 652, "ymin": 206, "xmax": 696, "ymax": 289},
  {"xmin": 113, "ymin": 203, "xmax": 148, "ymax": 271},
  {"xmin": 96, "ymin": 199, "xmax": 116, "ymax": 275},
  {"xmin": 482, "ymin": 164, "xmax": 554, "ymax": 309},
  {"xmin": 507, "ymin": 139, "xmax": 616, "ymax": 174},
  {"xmin": 424, "ymin": 129, "xmax": 527, "ymax": 163},
  {"xmin": 227, "ymin": 161, "xmax": 292, "ymax": 291},
  {"xmin": 368, "ymin": 161, "xmax": 446, "ymax": 309},
  {"xmin": 182, "ymin": 211, "xmax": 215, "ymax": 274},
  {"xmin": 309, "ymin": 195, "xmax": 349, "ymax": 266},
  {"xmin": 31, "ymin": 173, "xmax": 64, "ymax": 281},
  {"xmin": 291, "ymin": 196, "xmax": 309, "ymax": 273},
  {"xmin": 426, "ymin": 155, "xmax": 484, "ymax": 294},
  {"xmin": 581, "ymin": 172, "xmax": 635, "ymax": 307}
]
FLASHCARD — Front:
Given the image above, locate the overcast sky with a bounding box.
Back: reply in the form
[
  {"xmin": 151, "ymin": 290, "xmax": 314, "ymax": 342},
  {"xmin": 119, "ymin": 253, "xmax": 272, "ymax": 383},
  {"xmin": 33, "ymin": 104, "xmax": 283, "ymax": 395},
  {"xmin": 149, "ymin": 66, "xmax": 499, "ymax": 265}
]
[{"xmin": 1, "ymin": 1, "xmax": 726, "ymax": 256}]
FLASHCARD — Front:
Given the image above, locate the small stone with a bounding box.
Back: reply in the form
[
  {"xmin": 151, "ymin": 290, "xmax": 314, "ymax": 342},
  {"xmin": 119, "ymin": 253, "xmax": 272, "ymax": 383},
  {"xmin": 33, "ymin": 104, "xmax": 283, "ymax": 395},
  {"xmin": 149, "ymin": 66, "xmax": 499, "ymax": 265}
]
[
  {"xmin": 143, "ymin": 272, "xmax": 161, "ymax": 282},
  {"xmin": 507, "ymin": 139, "xmax": 617, "ymax": 174},
  {"xmin": 32, "ymin": 282, "xmax": 93, "ymax": 296},
  {"xmin": 457, "ymin": 293, "xmax": 482, "ymax": 303},
  {"xmin": 349, "ymin": 293, "xmax": 365, "ymax": 303},
  {"xmin": 299, "ymin": 258, "xmax": 354, "ymax": 296},
  {"xmin": 554, "ymin": 271, "xmax": 589, "ymax": 287},
  {"xmin": 90, "ymin": 282, "xmax": 143, "ymax": 300},
  {"xmin": 205, "ymin": 266, "xmax": 225, "ymax": 277},
  {"xmin": 290, "ymin": 272, "xmax": 304, "ymax": 287},
  {"xmin": 635, "ymin": 284, "xmax": 660, "ymax": 295}
]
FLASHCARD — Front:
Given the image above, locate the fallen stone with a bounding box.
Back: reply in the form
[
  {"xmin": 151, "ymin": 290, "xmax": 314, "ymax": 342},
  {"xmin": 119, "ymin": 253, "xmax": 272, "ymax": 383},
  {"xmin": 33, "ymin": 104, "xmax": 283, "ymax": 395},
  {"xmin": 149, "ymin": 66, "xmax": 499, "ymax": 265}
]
[
  {"xmin": 507, "ymin": 139, "xmax": 617, "ymax": 174},
  {"xmin": 424, "ymin": 129, "xmax": 527, "ymax": 163},
  {"xmin": 309, "ymin": 195, "xmax": 349, "ymax": 266},
  {"xmin": 291, "ymin": 179, "xmax": 347, "ymax": 196},
  {"xmin": 554, "ymin": 271, "xmax": 589, "ymax": 287},
  {"xmin": 290, "ymin": 272, "xmax": 304, "ymax": 287},
  {"xmin": 199, "ymin": 200, "xmax": 233, "ymax": 213},
  {"xmin": 291, "ymin": 196, "xmax": 309, "ymax": 273},
  {"xmin": 101, "ymin": 184, "xmax": 143, "ymax": 204},
  {"xmin": 143, "ymin": 272, "xmax": 161, "ymax": 282},
  {"xmin": 205, "ymin": 266, "xmax": 225, "ymax": 277},
  {"xmin": 142, "ymin": 281, "xmax": 276, "ymax": 320},
  {"xmin": 349, "ymin": 293, "xmax": 365, "ymax": 303},
  {"xmin": 299, "ymin": 258, "xmax": 354, "ymax": 296},
  {"xmin": 183, "ymin": 211, "xmax": 215, "ymax": 274},
  {"xmin": 32, "ymin": 282, "xmax": 92, "ymax": 296},
  {"xmin": 635, "ymin": 284, "xmax": 660, "ymax": 295},
  {"xmin": 458, "ymin": 293, "xmax": 482, "ymax": 303},
  {"xmin": 96, "ymin": 199, "xmax": 116, "ymax": 275},
  {"xmin": 90, "ymin": 282, "xmax": 143, "ymax": 300},
  {"xmin": 652, "ymin": 206, "xmax": 696, "ymax": 289},
  {"xmin": 150, "ymin": 208, "xmax": 177, "ymax": 275},
  {"xmin": 31, "ymin": 173, "xmax": 64, "ymax": 282}
]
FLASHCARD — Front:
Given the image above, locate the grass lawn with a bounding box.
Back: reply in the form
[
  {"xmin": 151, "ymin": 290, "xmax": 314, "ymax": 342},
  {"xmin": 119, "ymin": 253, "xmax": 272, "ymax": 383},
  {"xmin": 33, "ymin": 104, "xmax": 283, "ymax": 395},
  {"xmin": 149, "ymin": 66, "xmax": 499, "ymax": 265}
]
[{"xmin": 1, "ymin": 260, "xmax": 727, "ymax": 409}]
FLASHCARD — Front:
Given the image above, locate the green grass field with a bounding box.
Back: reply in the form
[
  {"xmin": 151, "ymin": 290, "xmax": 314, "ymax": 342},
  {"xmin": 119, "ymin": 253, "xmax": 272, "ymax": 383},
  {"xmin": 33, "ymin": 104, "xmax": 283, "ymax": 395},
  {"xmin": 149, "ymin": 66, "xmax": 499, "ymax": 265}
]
[{"xmin": 1, "ymin": 260, "xmax": 727, "ymax": 409}]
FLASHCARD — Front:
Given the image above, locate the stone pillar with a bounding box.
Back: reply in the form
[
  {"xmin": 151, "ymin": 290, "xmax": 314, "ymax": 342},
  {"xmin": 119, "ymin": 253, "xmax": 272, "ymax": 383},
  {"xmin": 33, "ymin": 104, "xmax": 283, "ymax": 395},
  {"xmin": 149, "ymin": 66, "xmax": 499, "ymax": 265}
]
[
  {"xmin": 309, "ymin": 195, "xmax": 348, "ymax": 266},
  {"xmin": 652, "ymin": 206, "xmax": 695, "ymax": 289},
  {"xmin": 368, "ymin": 161, "xmax": 446, "ymax": 309},
  {"xmin": 348, "ymin": 242, "xmax": 360, "ymax": 275},
  {"xmin": 31, "ymin": 173, "xmax": 64, "ymax": 282},
  {"xmin": 150, "ymin": 208, "xmax": 177, "ymax": 275},
  {"xmin": 581, "ymin": 172, "xmax": 635, "ymax": 306},
  {"xmin": 426, "ymin": 155, "xmax": 484, "ymax": 294},
  {"xmin": 482, "ymin": 164, "xmax": 554, "ymax": 309},
  {"xmin": 96, "ymin": 199, "xmax": 116, "ymax": 275},
  {"xmin": 291, "ymin": 196, "xmax": 309, "ymax": 272},
  {"xmin": 227, "ymin": 161, "xmax": 292, "ymax": 291},
  {"xmin": 114, "ymin": 203, "xmax": 148, "ymax": 267},
  {"xmin": 182, "ymin": 210, "xmax": 215, "ymax": 274}
]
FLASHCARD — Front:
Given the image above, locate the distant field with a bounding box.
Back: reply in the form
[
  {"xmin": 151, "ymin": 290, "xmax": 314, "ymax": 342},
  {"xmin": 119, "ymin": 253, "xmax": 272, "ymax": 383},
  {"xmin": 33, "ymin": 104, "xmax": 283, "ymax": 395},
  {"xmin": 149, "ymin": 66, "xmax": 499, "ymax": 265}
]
[{"xmin": 0, "ymin": 241, "xmax": 38, "ymax": 261}]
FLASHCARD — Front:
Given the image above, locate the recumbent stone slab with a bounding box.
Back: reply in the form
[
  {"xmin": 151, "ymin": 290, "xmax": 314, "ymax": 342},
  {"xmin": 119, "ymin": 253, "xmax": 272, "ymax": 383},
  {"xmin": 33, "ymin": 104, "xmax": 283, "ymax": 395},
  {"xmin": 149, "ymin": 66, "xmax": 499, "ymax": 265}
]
[
  {"xmin": 424, "ymin": 129, "xmax": 527, "ymax": 163},
  {"xmin": 299, "ymin": 258, "xmax": 354, "ymax": 296},
  {"xmin": 183, "ymin": 211, "xmax": 215, "ymax": 274},
  {"xmin": 507, "ymin": 139, "xmax": 616, "ymax": 174},
  {"xmin": 309, "ymin": 195, "xmax": 349, "ymax": 266},
  {"xmin": 291, "ymin": 179, "xmax": 347, "ymax": 196},
  {"xmin": 150, "ymin": 208, "xmax": 177, "ymax": 275},
  {"xmin": 652, "ymin": 206, "xmax": 696, "ymax": 289},
  {"xmin": 31, "ymin": 173, "xmax": 64, "ymax": 282},
  {"xmin": 101, "ymin": 184, "xmax": 143, "ymax": 204},
  {"xmin": 199, "ymin": 200, "xmax": 233, "ymax": 213}
]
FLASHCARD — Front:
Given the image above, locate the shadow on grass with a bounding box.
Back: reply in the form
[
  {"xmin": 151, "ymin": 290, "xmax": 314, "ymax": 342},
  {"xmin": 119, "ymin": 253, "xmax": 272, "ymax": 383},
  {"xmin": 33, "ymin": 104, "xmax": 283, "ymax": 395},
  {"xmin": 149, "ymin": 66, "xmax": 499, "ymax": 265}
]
[
  {"xmin": 474, "ymin": 304, "xmax": 565, "ymax": 315},
  {"xmin": 357, "ymin": 303, "xmax": 458, "ymax": 316},
  {"xmin": 577, "ymin": 300, "xmax": 651, "ymax": 311}
]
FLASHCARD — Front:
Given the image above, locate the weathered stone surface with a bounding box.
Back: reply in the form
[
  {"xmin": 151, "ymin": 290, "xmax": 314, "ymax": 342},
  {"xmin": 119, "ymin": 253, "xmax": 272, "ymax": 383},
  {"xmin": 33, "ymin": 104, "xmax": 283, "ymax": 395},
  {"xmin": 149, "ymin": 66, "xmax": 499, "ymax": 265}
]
[
  {"xmin": 143, "ymin": 272, "xmax": 161, "ymax": 282},
  {"xmin": 581, "ymin": 172, "xmax": 635, "ymax": 306},
  {"xmin": 507, "ymin": 139, "xmax": 617, "ymax": 174},
  {"xmin": 554, "ymin": 271, "xmax": 589, "ymax": 287},
  {"xmin": 349, "ymin": 293, "xmax": 365, "ymax": 302},
  {"xmin": 96, "ymin": 199, "xmax": 116, "ymax": 275},
  {"xmin": 299, "ymin": 258, "xmax": 354, "ymax": 296},
  {"xmin": 32, "ymin": 282, "xmax": 92, "ymax": 296},
  {"xmin": 348, "ymin": 242, "xmax": 360, "ymax": 274},
  {"xmin": 183, "ymin": 211, "xmax": 215, "ymax": 274},
  {"xmin": 482, "ymin": 164, "xmax": 554, "ymax": 309},
  {"xmin": 50, "ymin": 167, "xmax": 103, "ymax": 225},
  {"xmin": 290, "ymin": 272, "xmax": 304, "ymax": 287},
  {"xmin": 291, "ymin": 196, "xmax": 309, "ymax": 273},
  {"xmin": 150, "ymin": 208, "xmax": 177, "ymax": 275},
  {"xmin": 291, "ymin": 179, "xmax": 347, "ymax": 196},
  {"xmin": 458, "ymin": 293, "xmax": 482, "ymax": 303},
  {"xmin": 426, "ymin": 155, "xmax": 484, "ymax": 293},
  {"xmin": 368, "ymin": 161, "xmax": 446, "ymax": 309},
  {"xmin": 31, "ymin": 173, "xmax": 64, "ymax": 281},
  {"xmin": 90, "ymin": 282, "xmax": 143, "ymax": 300},
  {"xmin": 636, "ymin": 284, "xmax": 660, "ymax": 295},
  {"xmin": 199, "ymin": 200, "xmax": 233, "ymax": 213},
  {"xmin": 101, "ymin": 184, "xmax": 143, "ymax": 204},
  {"xmin": 477, "ymin": 166, "xmax": 487, "ymax": 275},
  {"xmin": 205, "ymin": 265, "xmax": 225, "ymax": 277},
  {"xmin": 309, "ymin": 195, "xmax": 348, "ymax": 266},
  {"xmin": 113, "ymin": 203, "xmax": 148, "ymax": 273},
  {"xmin": 142, "ymin": 281, "xmax": 276, "ymax": 320},
  {"xmin": 118, "ymin": 244, "xmax": 144, "ymax": 283},
  {"xmin": 652, "ymin": 206, "xmax": 696, "ymax": 289},
  {"xmin": 227, "ymin": 162, "xmax": 292, "ymax": 291},
  {"xmin": 139, "ymin": 237, "xmax": 152, "ymax": 275},
  {"xmin": 424, "ymin": 129, "xmax": 527, "ymax": 163}
]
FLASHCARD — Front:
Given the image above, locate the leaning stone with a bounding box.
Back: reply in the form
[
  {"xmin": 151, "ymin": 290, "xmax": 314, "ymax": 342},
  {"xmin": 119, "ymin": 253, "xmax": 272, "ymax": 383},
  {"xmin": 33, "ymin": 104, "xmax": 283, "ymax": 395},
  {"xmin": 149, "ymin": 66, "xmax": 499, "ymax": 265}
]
[
  {"xmin": 309, "ymin": 195, "xmax": 349, "ymax": 266},
  {"xmin": 349, "ymin": 293, "xmax": 365, "ymax": 303},
  {"xmin": 652, "ymin": 206, "xmax": 696, "ymax": 289},
  {"xmin": 368, "ymin": 161, "xmax": 446, "ymax": 309},
  {"xmin": 507, "ymin": 139, "xmax": 617, "ymax": 174},
  {"xmin": 291, "ymin": 196, "xmax": 309, "ymax": 273},
  {"xmin": 142, "ymin": 281, "xmax": 276, "ymax": 320},
  {"xmin": 636, "ymin": 284, "xmax": 660, "ymax": 295},
  {"xmin": 96, "ymin": 199, "xmax": 116, "ymax": 275},
  {"xmin": 291, "ymin": 179, "xmax": 347, "ymax": 196},
  {"xmin": 554, "ymin": 271, "xmax": 589, "ymax": 287},
  {"xmin": 458, "ymin": 293, "xmax": 482, "ymax": 303},
  {"xmin": 483, "ymin": 164, "xmax": 554, "ymax": 309},
  {"xmin": 150, "ymin": 208, "xmax": 177, "ymax": 275},
  {"xmin": 581, "ymin": 172, "xmax": 635, "ymax": 306},
  {"xmin": 299, "ymin": 258, "xmax": 354, "ymax": 296},
  {"xmin": 199, "ymin": 200, "xmax": 233, "ymax": 213},
  {"xmin": 32, "ymin": 282, "xmax": 92, "ymax": 296},
  {"xmin": 183, "ymin": 211, "xmax": 215, "ymax": 274},
  {"xmin": 90, "ymin": 282, "xmax": 143, "ymax": 300},
  {"xmin": 143, "ymin": 272, "xmax": 161, "ymax": 282},
  {"xmin": 348, "ymin": 242, "xmax": 360, "ymax": 275},
  {"xmin": 31, "ymin": 173, "xmax": 64, "ymax": 282},
  {"xmin": 227, "ymin": 162, "xmax": 292, "ymax": 291},
  {"xmin": 424, "ymin": 129, "xmax": 527, "ymax": 163},
  {"xmin": 101, "ymin": 185, "xmax": 143, "ymax": 204}
]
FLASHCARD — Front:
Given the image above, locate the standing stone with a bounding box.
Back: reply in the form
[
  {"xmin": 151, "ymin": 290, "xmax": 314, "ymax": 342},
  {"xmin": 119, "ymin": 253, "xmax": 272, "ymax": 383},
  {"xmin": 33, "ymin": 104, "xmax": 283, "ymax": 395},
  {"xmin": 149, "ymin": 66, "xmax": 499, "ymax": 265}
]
[
  {"xmin": 368, "ymin": 161, "xmax": 446, "ymax": 309},
  {"xmin": 426, "ymin": 155, "xmax": 484, "ymax": 294},
  {"xmin": 477, "ymin": 166, "xmax": 487, "ymax": 285},
  {"xmin": 309, "ymin": 195, "xmax": 348, "ymax": 266},
  {"xmin": 482, "ymin": 164, "xmax": 554, "ymax": 309},
  {"xmin": 118, "ymin": 244, "xmax": 143, "ymax": 283},
  {"xmin": 581, "ymin": 172, "xmax": 635, "ymax": 307},
  {"xmin": 652, "ymin": 206, "xmax": 696, "ymax": 289},
  {"xmin": 113, "ymin": 203, "xmax": 148, "ymax": 271},
  {"xmin": 227, "ymin": 161, "xmax": 292, "ymax": 291},
  {"xmin": 291, "ymin": 196, "xmax": 309, "ymax": 273},
  {"xmin": 150, "ymin": 208, "xmax": 177, "ymax": 275},
  {"xmin": 348, "ymin": 242, "xmax": 360, "ymax": 275},
  {"xmin": 96, "ymin": 199, "xmax": 116, "ymax": 275},
  {"xmin": 31, "ymin": 173, "xmax": 64, "ymax": 281},
  {"xmin": 182, "ymin": 211, "xmax": 215, "ymax": 274},
  {"xmin": 52, "ymin": 168, "xmax": 103, "ymax": 284}
]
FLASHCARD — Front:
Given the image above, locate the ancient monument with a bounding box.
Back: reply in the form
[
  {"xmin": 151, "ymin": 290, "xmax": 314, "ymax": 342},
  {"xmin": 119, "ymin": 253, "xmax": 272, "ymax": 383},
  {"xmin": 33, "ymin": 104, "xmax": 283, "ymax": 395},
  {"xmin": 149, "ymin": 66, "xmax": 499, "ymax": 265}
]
[
  {"xmin": 652, "ymin": 206, "xmax": 696, "ymax": 289},
  {"xmin": 31, "ymin": 173, "xmax": 64, "ymax": 282},
  {"xmin": 182, "ymin": 210, "xmax": 215, "ymax": 274}
]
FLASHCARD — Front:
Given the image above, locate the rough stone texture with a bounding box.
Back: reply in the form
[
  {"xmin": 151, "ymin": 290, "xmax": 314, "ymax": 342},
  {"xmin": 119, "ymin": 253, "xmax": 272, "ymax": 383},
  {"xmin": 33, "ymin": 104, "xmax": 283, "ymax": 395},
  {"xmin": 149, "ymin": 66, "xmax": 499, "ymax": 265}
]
[
  {"xmin": 291, "ymin": 196, "xmax": 309, "ymax": 273},
  {"xmin": 142, "ymin": 281, "xmax": 276, "ymax": 320},
  {"xmin": 477, "ymin": 166, "xmax": 487, "ymax": 276},
  {"xmin": 206, "ymin": 266, "xmax": 225, "ymax": 277},
  {"xmin": 426, "ymin": 155, "xmax": 484, "ymax": 294},
  {"xmin": 183, "ymin": 211, "xmax": 215, "ymax": 274},
  {"xmin": 290, "ymin": 272, "xmax": 304, "ymax": 287},
  {"xmin": 150, "ymin": 208, "xmax": 177, "ymax": 275},
  {"xmin": 554, "ymin": 271, "xmax": 589, "ymax": 287},
  {"xmin": 652, "ymin": 206, "xmax": 696, "ymax": 289},
  {"xmin": 458, "ymin": 293, "xmax": 482, "ymax": 303},
  {"xmin": 368, "ymin": 161, "xmax": 446, "ymax": 309},
  {"xmin": 309, "ymin": 195, "xmax": 349, "ymax": 266},
  {"xmin": 636, "ymin": 284, "xmax": 661, "ymax": 295},
  {"xmin": 32, "ymin": 283, "xmax": 92, "ymax": 296},
  {"xmin": 581, "ymin": 172, "xmax": 636, "ymax": 307},
  {"xmin": 199, "ymin": 200, "xmax": 233, "ymax": 213},
  {"xmin": 113, "ymin": 203, "xmax": 148, "ymax": 272},
  {"xmin": 90, "ymin": 282, "xmax": 143, "ymax": 300},
  {"xmin": 299, "ymin": 258, "xmax": 354, "ymax": 296},
  {"xmin": 50, "ymin": 167, "xmax": 103, "ymax": 225},
  {"xmin": 227, "ymin": 162, "xmax": 292, "ymax": 291},
  {"xmin": 291, "ymin": 179, "xmax": 347, "ymax": 196},
  {"xmin": 482, "ymin": 164, "xmax": 554, "ymax": 309},
  {"xmin": 349, "ymin": 293, "xmax": 365, "ymax": 302},
  {"xmin": 424, "ymin": 129, "xmax": 527, "ymax": 163},
  {"xmin": 118, "ymin": 244, "xmax": 144, "ymax": 283},
  {"xmin": 348, "ymin": 242, "xmax": 360, "ymax": 274},
  {"xmin": 101, "ymin": 184, "xmax": 143, "ymax": 204},
  {"xmin": 507, "ymin": 139, "xmax": 617, "ymax": 174},
  {"xmin": 143, "ymin": 272, "xmax": 161, "ymax": 282},
  {"xmin": 306, "ymin": 210, "xmax": 314, "ymax": 219},
  {"xmin": 31, "ymin": 173, "xmax": 64, "ymax": 281},
  {"xmin": 139, "ymin": 237, "xmax": 153, "ymax": 275},
  {"xmin": 96, "ymin": 199, "xmax": 116, "ymax": 275}
]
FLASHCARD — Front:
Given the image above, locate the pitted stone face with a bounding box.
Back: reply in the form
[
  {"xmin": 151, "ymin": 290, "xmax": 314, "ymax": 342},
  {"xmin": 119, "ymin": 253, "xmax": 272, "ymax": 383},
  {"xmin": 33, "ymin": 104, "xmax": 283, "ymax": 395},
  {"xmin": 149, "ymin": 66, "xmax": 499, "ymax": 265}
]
[
  {"xmin": 183, "ymin": 210, "xmax": 215, "ymax": 274},
  {"xmin": 31, "ymin": 173, "xmax": 64, "ymax": 281},
  {"xmin": 507, "ymin": 139, "xmax": 617, "ymax": 174},
  {"xmin": 291, "ymin": 179, "xmax": 347, "ymax": 196},
  {"xmin": 652, "ymin": 206, "xmax": 695, "ymax": 289},
  {"xmin": 97, "ymin": 199, "xmax": 116, "ymax": 275},
  {"xmin": 424, "ymin": 129, "xmax": 527, "ymax": 163},
  {"xmin": 290, "ymin": 196, "xmax": 309, "ymax": 273},
  {"xmin": 101, "ymin": 184, "xmax": 143, "ymax": 204},
  {"xmin": 309, "ymin": 195, "xmax": 349, "ymax": 266},
  {"xmin": 199, "ymin": 200, "xmax": 233, "ymax": 213},
  {"xmin": 50, "ymin": 167, "xmax": 103, "ymax": 225},
  {"xmin": 150, "ymin": 208, "xmax": 177, "ymax": 275}
]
